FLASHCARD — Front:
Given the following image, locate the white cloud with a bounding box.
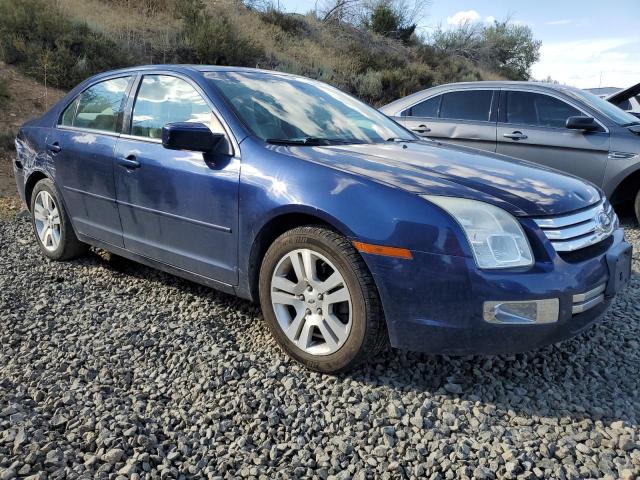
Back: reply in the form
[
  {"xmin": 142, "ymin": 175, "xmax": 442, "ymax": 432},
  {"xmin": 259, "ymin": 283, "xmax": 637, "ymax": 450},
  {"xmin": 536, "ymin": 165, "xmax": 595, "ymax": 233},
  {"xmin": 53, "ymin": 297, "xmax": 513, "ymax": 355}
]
[
  {"xmin": 446, "ymin": 10, "xmax": 499, "ymax": 26},
  {"xmin": 531, "ymin": 38, "xmax": 640, "ymax": 89},
  {"xmin": 546, "ymin": 19, "xmax": 572, "ymax": 26},
  {"xmin": 446, "ymin": 10, "xmax": 481, "ymax": 25}
]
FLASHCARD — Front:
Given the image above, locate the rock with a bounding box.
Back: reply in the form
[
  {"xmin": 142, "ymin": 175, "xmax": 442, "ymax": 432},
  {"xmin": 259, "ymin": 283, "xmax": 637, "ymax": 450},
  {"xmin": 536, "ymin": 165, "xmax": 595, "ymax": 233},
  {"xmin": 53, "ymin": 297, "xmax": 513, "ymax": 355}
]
[
  {"xmin": 103, "ymin": 448, "xmax": 125, "ymax": 464},
  {"xmin": 444, "ymin": 383, "xmax": 463, "ymax": 394},
  {"xmin": 0, "ymin": 215, "xmax": 639, "ymax": 480}
]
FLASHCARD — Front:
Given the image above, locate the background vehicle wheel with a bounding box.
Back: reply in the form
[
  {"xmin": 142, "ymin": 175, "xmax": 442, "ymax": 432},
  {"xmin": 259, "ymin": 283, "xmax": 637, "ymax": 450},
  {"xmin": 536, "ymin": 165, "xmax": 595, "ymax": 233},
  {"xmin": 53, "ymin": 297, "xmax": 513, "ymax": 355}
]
[
  {"xmin": 30, "ymin": 178, "xmax": 87, "ymax": 260},
  {"xmin": 635, "ymin": 189, "xmax": 640, "ymax": 225},
  {"xmin": 259, "ymin": 226, "xmax": 387, "ymax": 373}
]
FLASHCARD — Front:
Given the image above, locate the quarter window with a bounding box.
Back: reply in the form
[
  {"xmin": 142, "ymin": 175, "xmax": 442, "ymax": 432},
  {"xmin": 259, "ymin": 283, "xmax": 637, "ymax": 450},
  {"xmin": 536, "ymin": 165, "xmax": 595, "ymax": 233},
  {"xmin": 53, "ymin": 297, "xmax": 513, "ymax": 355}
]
[
  {"xmin": 70, "ymin": 77, "xmax": 131, "ymax": 133},
  {"xmin": 505, "ymin": 91, "xmax": 582, "ymax": 128},
  {"xmin": 59, "ymin": 98, "xmax": 78, "ymax": 127},
  {"xmin": 131, "ymin": 75, "xmax": 224, "ymax": 139},
  {"xmin": 439, "ymin": 90, "xmax": 494, "ymax": 122}
]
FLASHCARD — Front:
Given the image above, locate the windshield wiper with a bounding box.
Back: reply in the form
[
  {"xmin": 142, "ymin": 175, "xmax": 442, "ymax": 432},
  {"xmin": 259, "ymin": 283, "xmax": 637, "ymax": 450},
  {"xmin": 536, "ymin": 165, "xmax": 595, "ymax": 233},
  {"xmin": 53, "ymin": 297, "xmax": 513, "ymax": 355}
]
[
  {"xmin": 621, "ymin": 121, "xmax": 640, "ymax": 127},
  {"xmin": 266, "ymin": 137, "xmax": 362, "ymax": 146},
  {"xmin": 386, "ymin": 137, "xmax": 420, "ymax": 143}
]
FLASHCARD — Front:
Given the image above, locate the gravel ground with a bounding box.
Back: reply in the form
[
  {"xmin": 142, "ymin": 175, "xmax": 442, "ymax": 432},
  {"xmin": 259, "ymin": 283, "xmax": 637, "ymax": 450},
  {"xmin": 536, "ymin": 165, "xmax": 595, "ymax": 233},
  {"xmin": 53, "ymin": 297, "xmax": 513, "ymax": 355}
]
[{"xmin": 1, "ymin": 213, "xmax": 639, "ymax": 480}]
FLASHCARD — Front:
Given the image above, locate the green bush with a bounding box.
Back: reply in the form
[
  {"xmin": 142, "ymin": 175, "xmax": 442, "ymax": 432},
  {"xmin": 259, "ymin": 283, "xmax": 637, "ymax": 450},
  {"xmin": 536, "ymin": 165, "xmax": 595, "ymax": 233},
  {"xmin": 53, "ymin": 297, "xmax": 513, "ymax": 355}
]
[
  {"xmin": 259, "ymin": 9, "xmax": 308, "ymax": 35},
  {"xmin": 176, "ymin": 4, "xmax": 264, "ymax": 67},
  {"xmin": 0, "ymin": 0, "xmax": 132, "ymax": 89}
]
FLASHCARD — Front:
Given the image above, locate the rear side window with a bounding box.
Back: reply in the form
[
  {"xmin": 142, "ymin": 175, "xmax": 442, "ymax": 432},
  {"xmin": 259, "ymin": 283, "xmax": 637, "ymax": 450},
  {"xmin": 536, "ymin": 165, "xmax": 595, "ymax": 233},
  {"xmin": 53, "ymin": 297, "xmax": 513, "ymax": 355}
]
[
  {"xmin": 407, "ymin": 95, "xmax": 441, "ymax": 118},
  {"xmin": 439, "ymin": 90, "xmax": 494, "ymax": 122},
  {"xmin": 131, "ymin": 75, "xmax": 224, "ymax": 139},
  {"xmin": 505, "ymin": 91, "xmax": 582, "ymax": 128},
  {"xmin": 68, "ymin": 77, "xmax": 131, "ymax": 133}
]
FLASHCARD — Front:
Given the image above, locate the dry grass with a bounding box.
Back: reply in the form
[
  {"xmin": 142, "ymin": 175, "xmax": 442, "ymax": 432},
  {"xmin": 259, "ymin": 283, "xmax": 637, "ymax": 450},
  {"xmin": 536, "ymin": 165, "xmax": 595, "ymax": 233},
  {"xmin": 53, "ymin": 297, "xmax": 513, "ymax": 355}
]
[
  {"xmin": 57, "ymin": 0, "xmax": 181, "ymax": 64},
  {"xmin": 51, "ymin": 0, "xmax": 491, "ymax": 105}
]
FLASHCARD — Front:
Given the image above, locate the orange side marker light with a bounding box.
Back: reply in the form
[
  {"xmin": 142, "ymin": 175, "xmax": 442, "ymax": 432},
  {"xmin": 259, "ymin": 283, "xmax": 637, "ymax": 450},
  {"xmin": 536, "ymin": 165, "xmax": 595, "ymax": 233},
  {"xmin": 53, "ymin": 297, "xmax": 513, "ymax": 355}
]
[{"xmin": 353, "ymin": 241, "xmax": 413, "ymax": 259}]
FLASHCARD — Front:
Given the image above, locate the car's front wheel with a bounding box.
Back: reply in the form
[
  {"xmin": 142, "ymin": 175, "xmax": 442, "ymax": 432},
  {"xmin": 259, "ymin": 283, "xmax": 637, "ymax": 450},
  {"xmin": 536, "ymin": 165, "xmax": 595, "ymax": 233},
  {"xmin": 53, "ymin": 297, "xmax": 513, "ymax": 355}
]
[
  {"xmin": 635, "ymin": 188, "xmax": 640, "ymax": 225},
  {"xmin": 259, "ymin": 226, "xmax": 387, "ymax": 373},
  {"xmin": 30, "ymin": 178, "xmax": 87, "ymax": 260}
]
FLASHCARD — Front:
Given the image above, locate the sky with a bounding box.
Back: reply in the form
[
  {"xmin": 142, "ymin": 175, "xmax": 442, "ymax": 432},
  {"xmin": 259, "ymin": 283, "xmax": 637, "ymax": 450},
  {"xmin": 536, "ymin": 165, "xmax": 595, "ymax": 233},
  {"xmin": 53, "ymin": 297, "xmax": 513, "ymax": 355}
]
[{"xmin": 275, "ymin": 0, "xmax": 640, "ymax": 89}]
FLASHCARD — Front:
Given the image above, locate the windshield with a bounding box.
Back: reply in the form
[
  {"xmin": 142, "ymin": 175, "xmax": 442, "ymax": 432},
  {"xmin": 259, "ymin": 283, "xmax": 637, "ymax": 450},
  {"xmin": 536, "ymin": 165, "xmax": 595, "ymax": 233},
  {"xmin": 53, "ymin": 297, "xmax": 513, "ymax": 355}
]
[
  {"xmin": 565, "ymin": 88, "xmax": 640, "ymax": 126},
  {"xmin": 205, "ymin": 71, "xmax": 416, "ymax": 144}
]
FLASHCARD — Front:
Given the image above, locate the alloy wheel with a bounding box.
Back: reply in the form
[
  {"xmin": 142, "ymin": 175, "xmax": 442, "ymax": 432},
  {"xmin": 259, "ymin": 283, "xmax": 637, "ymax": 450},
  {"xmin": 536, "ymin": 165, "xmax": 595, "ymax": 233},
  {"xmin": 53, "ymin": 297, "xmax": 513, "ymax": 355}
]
[
  {"xmin": 270, "ymin": 248, "xmax": 352, "ymax": 356},
  {"xmin": 33, "ymin": 190, "xmax": 61, "ymax": 252}
]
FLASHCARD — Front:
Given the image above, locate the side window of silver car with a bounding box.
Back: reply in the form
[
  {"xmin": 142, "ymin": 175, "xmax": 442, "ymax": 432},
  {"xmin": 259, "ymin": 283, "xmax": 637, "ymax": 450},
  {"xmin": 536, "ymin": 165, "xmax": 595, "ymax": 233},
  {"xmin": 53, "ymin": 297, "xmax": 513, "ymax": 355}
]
[{"xmin": 505, "ymin": 91, "xmax": 582, "ymax": 129}]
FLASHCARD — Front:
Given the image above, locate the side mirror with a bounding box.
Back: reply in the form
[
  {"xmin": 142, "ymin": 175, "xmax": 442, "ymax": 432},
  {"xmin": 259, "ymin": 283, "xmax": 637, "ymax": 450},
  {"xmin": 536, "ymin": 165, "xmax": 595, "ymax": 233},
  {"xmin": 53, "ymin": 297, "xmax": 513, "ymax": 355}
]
[
  {"xmin": 162, "ymin": 122, "xmax": 225, "ymax": 153},
  {"xmin": 565, "ymin": 116, "xmax": 600, "ymax": 132}
]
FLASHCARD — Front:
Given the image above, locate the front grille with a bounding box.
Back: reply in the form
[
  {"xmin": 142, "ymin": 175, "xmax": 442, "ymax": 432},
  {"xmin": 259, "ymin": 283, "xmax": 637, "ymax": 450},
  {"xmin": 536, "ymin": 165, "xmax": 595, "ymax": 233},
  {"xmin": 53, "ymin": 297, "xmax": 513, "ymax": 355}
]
[
  {"xmin": 533, "ymin": 200, "xmax": 617, "ymax": 253},
  {"xmin": 572, "ymin": 283, "xmax": 606, "ymax": 314}
]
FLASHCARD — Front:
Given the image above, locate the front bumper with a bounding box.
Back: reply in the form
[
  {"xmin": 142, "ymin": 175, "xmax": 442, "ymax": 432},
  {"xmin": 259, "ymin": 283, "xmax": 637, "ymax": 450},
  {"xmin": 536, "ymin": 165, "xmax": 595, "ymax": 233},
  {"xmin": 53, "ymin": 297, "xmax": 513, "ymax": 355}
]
[{"xmin": 366, "ymin": 228, "xmax": 630, "ymax": 355}]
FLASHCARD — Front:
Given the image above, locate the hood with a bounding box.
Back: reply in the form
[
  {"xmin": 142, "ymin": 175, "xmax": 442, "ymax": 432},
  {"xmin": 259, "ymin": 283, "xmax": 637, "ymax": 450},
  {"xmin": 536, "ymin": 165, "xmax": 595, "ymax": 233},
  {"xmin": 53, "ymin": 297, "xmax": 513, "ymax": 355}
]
[
  {"xmin": 606, "ymin": 82, "xmax": 640, "ymax": 104},
  {"xmin": 286, "ymin": 141, "xmax": 600, "ymax": 217}
]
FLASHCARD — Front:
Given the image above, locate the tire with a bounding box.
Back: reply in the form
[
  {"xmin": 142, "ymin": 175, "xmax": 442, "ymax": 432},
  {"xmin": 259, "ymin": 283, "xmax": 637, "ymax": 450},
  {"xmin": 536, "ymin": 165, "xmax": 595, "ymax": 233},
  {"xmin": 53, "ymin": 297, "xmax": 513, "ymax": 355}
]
[
  {"xmin": 30, "ymin": 178, "xmax": 87, "ymax": 260},
  {"xmin": 635, "ymin": 189, "xmax": 640, "ymax": 225},
  {"xmin": 259, "ymin": 225, "xmax": 387, "ymax": 373}
]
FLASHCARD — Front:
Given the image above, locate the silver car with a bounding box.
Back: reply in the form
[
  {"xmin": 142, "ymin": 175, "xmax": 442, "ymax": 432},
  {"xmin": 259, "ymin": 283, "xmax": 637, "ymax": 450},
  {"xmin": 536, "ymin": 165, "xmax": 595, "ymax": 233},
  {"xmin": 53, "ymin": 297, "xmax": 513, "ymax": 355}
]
[{"xmin": 381, "ymin": 81, "xmax": 640, "ymax": 223}]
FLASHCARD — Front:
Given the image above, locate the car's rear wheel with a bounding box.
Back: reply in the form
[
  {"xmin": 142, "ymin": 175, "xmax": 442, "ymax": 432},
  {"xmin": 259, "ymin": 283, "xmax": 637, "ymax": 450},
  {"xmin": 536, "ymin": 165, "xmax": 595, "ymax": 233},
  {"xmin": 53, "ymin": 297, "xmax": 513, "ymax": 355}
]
[
  {"xmin": 30, "ymin": 178, "xmax": 87, "ymax": 260},
  {"xmin": 259, "ymin": 226, "xmax": 387, "ymax": 373},
  {"xmin": 635, "ymin": 189, "xmax": 640, "ymax": 225}
]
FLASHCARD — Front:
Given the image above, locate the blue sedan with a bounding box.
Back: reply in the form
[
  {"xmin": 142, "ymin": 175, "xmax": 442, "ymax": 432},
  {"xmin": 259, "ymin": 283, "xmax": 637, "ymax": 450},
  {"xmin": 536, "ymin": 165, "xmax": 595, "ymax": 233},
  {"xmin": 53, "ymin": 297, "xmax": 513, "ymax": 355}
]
[{"xmin": 14, "ymin": 65, "xmax": 632, "ymax": 372}]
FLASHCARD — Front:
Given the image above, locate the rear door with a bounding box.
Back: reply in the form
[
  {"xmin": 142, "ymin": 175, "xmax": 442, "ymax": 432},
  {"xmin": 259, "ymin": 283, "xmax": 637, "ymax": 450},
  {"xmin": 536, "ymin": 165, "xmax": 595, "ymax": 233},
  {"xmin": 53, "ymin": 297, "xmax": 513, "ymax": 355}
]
[
  {"xmin": 496, "ymin": 89, "xmax": 610, "ymax": 186},
  {"xmin": 49, "ymin": 75, "xmax": 134, "ymax": 247},
  {"xmin": 113, "ymin": 73, "xmax": 240, "ymax": 285},
  {"xmin": 402, "ymin": 89, "xmax": 498, "ymax": 152}
]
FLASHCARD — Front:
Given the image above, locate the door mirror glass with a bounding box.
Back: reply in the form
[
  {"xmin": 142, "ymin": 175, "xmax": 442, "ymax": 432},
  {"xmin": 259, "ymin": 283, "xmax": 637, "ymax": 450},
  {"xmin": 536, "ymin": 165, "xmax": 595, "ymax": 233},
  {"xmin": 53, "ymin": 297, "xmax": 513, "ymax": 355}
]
[
  {"xmin": 162, "ymin": 122, "xmax": 225, "ymax": 153},
  {"xmin": 565, "ymin": 116, "xmax": 600, "ymax": 131}
]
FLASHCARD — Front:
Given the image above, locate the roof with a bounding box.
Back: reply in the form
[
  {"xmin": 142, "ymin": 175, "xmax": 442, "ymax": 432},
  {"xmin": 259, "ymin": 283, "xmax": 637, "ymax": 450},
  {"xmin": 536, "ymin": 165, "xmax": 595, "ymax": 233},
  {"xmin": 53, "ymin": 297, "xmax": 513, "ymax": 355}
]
[
  {"xmin": 585, "ymin": 87, "xmax": 621, "ymax": 96},
  {"xmin": 87, "ymin": 64, "xmax": 300, "ymax": 79},
  {"xmin": 379, "ymin": 80, "xmax": 586, "ymax": 112}
]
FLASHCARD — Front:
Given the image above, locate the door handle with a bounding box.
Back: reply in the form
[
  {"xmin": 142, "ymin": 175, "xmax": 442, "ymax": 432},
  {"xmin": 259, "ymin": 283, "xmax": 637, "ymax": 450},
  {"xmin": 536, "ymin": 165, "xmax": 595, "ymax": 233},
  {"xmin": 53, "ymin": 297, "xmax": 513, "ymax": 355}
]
[
  {"xmin": 503, "ymin": 131, "xmax": 528, "ymax": 140},
  {"xmin": 46, "ymin": 142, "xmax": 61, "ymax": 154},
  {"xmin": 117, "ymin": 154, "xmax": 141, "ymax": 169},
  {"xmin": 412, "ymin": 124, "xmax": 431, "ymax": 134}
]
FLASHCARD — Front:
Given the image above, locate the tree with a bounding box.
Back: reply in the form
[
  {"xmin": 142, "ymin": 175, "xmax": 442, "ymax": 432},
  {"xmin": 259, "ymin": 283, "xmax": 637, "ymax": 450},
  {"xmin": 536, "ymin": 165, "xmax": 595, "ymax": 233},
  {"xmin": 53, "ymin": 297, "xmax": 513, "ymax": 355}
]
[
  {"xmin": 481, "ymin": 20, "xmax": 541, "ymax": 80},
  {"xmin": 321, "ymin": 0, "xmax": 428, "ymax": 36},
  {"xmin": 364, "ymin": 1, "xmax": 417, "ymax": 43},
  {"xmin": 431, "ymin": 18, "xmax": 541, "ymax": 80}
]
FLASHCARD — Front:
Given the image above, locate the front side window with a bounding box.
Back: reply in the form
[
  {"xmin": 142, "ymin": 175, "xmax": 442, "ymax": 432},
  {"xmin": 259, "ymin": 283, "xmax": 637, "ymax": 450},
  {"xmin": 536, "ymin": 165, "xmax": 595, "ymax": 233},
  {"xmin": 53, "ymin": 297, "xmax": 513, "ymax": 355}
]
[
  {"xmin": 505, "ymin": 91, "xmax": 582, "ymax": 128},
  {"xmin": 205, "ymin": 71, "xmax": 414, "ymax": 144},
  {"xmin": 408, "ymin": 95, "xmax": 442, "ymax": 118},
  {"xmin": 565, "ymin": 87, "xmax": 639, "ymax": 126},
  {"xmin": 69, "ymin": 77, "xmax": 131, "ymax": 133},
  {"xmin": 439, "ymin": 90, "xmax": 494, "ymax": 122},
  {"xmin": 131, "ymin": 75, "xmax": 224, "ymax": 139}
]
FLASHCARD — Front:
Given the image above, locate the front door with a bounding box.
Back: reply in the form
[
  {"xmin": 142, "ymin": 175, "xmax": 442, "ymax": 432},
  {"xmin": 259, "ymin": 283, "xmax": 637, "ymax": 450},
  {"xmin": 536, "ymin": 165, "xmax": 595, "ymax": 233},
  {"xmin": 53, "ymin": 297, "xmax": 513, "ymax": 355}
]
[
  {"xmin": 50, "ymin": 75, "xmax": 133, "ymax": 247},
  {"xmin": 114, "ymin": 74, "xmax": 240, "ymax": 285},
  {"xmin": 402, "ymin": 89, "xmax": 498, "ymax": 152},
  {"xmin": 496, "ymin": 90, "xmax": 610, "ymax": 187}
]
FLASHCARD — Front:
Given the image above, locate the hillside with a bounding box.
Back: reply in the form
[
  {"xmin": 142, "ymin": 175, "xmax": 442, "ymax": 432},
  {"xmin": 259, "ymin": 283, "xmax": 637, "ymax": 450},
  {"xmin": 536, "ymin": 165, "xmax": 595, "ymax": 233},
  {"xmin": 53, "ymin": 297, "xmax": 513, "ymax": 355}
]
[
  {"xmin": 0, "ymin": 0, "xmax": 505, "ymax": 107},
  {"xmin": 0, "ymin": 63, "xmax": 64, "ymax": 204}
]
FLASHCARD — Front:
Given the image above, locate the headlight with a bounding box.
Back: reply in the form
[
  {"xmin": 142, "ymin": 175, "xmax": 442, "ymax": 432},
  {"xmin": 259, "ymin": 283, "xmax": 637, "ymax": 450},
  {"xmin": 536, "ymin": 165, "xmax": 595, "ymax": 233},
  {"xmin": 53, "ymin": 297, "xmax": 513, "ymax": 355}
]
[{"xmin": 423, "ymin": 196, "xmax": 534, "ymax": 269}]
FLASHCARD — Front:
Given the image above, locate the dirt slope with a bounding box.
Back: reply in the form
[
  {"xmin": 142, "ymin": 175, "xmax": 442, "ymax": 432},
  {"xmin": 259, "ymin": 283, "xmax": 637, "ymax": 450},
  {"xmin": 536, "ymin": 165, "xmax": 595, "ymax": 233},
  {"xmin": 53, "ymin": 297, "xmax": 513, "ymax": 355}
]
[{"xmin": 0, "ymin": 62, "xmax": 65, "ymax": 199}]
